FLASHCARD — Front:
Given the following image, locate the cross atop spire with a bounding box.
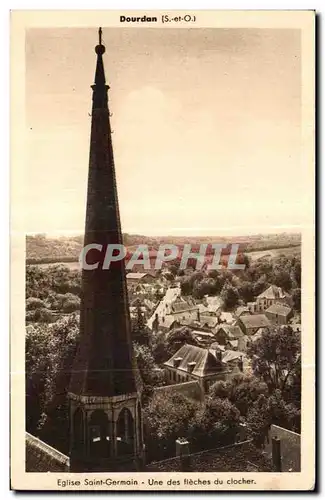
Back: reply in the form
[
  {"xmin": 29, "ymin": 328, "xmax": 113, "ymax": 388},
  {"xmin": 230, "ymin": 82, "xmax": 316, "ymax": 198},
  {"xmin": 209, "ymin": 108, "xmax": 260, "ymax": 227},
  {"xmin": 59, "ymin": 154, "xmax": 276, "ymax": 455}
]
[{"xmin": 93, "ymin": 27, "xmax": 108, "ymax": 103}]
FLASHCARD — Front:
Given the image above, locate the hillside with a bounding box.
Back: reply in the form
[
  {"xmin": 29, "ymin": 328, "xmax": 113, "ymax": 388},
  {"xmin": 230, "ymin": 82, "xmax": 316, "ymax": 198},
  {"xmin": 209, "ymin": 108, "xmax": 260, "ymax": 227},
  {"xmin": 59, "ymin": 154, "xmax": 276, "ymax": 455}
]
[{"xmin": 26, "ymin": 232, "xmax": 301, "ymax": 264}]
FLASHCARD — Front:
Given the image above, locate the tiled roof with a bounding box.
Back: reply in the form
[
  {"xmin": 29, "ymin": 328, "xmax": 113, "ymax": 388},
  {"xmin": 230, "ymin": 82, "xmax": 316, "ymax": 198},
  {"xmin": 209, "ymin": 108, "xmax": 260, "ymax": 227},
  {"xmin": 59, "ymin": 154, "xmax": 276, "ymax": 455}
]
[
  {"xmin": 250, "ymin": 327, "xmax": 268, "ymax": 342},
  {"xmin": 239, "ymin": 314, "xmax": 271, "ymax": 329},
  {"xmin": 153, "ymin": 381, "xmax": 203, "ymax": 401},
  {"xmin": 172, "ymin": 301, "xmax": 198, "ymax": 313},
  {"xmin": 127, "ymin": 272, "xmax": 151, "ymax": 279},
  {"xmin": 146, "ymin": 440, "xmax": 273, "ymax": 472},
  {"xmin": 222, "ymin": 350, "xmax": 245, "ymax": 364},
  {"xmin": 164, "ymin": 344, "xmax": 224, "ymax": 377},
  {"xmin": 257, "ymin": 285, "xmax": 286, "ymax": 300},
  {"xmin": 235, "ymin": 306, "xmax": 250, "ymax": 316},
  {"xmin": 200, "ymin": 315, "xmax": 219, "ymax": 328},
  {"xmin": 217, "ymin": 325, "xmax": 245, "ymax": 339},
  {"xmin": 205, "ymin": 296, "xmax": 223, "ymax": 312},
  {"xmin": 192, "ymin": 330, "xmax": 215, "ymax": 338},
  {"xmin": 220, "ymin": 312, "xmax": 235, "ymax": 324},
  {"xmin": 265, "ymin": 303, "xmax": 292, "ymax": 316},
  {"xmin": 26, "ymin": 433, "xmax": 70, "ymax": 472}
]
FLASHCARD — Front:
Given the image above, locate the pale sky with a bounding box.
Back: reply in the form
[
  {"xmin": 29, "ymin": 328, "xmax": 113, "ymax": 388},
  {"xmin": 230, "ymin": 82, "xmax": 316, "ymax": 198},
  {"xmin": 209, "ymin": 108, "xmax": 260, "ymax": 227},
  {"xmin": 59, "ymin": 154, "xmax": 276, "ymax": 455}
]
[{"xmin": 25, "ymin": 28, "xmax": 302, "ymax": 236}]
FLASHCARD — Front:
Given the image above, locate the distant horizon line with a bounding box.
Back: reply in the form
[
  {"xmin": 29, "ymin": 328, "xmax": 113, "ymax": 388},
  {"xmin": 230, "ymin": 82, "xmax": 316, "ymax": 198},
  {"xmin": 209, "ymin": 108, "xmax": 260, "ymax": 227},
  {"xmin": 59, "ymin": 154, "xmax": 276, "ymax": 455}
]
[{"xmin": 26, "ymin": 227, "xmax": 302, "ymax": 238}]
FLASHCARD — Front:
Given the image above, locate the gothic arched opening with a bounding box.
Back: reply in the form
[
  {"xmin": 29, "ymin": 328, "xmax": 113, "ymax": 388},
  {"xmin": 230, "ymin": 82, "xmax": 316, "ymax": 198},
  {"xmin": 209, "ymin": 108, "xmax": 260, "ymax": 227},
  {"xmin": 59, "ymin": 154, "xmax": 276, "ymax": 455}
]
[
  {"xmin": 116, "ymin": 408, "xmax": 134, "ymax": 456},
  {"xmin": 72, "ymin": 407, "xmax": 84, "ymax": 453},
  {"xmin": 89, "ymin": 410, "xmax": 111, "ymax": 458}
]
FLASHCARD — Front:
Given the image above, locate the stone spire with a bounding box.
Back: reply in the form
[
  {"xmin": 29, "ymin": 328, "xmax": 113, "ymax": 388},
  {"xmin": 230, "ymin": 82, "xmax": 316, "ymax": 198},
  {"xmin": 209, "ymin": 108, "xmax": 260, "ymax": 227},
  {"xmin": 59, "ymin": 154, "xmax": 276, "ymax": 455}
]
[
  {"xmin": 69, "ymin": 27, "xmax": 137, "ymax": 398},
  {"xmin": 68, "ymin": 29, "xmax": 143, "ymax": 472}
]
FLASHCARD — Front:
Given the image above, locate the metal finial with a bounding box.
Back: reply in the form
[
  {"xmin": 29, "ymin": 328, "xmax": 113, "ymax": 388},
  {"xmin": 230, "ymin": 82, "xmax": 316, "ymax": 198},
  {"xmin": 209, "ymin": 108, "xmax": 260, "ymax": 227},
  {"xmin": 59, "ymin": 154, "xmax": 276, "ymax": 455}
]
[{"xmin": 95, "ymin": 27, "xmax": 105, "ymax": 55}]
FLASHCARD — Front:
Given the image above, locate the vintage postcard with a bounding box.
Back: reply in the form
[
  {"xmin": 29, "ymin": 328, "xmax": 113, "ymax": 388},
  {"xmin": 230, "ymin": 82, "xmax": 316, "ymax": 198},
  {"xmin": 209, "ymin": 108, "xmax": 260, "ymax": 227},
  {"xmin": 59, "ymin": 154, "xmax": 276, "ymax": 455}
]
[{"xmin": 10, "ymin": 10, "xmax": 315, "ymax": 491}]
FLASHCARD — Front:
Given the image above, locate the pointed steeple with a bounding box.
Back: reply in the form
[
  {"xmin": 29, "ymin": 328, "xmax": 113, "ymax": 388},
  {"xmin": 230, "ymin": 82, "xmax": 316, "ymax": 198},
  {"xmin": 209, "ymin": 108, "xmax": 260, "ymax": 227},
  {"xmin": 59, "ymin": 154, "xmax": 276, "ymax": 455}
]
[
  {"xmin": 92, "ymin": 28, "xmax": 109, "ymax": 109},
  {"xmin": 94, "ymin": 28, "xmax": 106, "ymax": 86},
  {"xmin": 68, "ymin": 29, "xmax": 143, "ymax": 472}
]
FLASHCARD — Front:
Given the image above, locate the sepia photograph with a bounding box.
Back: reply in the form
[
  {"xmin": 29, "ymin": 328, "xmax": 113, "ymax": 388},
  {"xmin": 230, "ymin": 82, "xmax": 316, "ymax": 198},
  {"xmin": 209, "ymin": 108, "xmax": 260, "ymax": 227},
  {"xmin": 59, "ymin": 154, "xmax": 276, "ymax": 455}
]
[{"xmin": 10, "ymin": 10, "xmax": 315, "ymax": 491}]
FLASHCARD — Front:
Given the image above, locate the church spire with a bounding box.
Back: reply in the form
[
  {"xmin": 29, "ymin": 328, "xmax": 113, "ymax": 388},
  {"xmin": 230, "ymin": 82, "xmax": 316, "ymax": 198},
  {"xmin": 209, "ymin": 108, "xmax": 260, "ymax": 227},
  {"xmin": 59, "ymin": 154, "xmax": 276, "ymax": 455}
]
[
  {"xmin": 94, "ymin": 27, "xmax": 106, "ymax": 86},
  {"xmin": 68, "ymin": 28, "xmax": 143, "ymax": 472}
]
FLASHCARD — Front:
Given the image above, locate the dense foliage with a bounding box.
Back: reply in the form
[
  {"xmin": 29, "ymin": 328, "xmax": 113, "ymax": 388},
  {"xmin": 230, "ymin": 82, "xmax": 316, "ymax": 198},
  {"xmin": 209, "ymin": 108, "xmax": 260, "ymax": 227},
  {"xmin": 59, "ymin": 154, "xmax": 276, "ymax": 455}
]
[
  {"xmin": 26, "ymin": 314, "xmax": 79, "ymax": 453},
  {"xmin": 180, "ymin": 254, "xmax": 301, "ymax": 308},
  {"xmin": 25, "ymin": 244, "xmax": 302, "ymax": 460}
]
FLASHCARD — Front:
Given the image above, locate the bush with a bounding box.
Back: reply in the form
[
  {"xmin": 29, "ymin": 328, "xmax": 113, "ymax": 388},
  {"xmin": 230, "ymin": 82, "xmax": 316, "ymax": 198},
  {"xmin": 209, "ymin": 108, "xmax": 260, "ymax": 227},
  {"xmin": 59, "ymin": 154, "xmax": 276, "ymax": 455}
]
[
  {"xmin": 26, "ymin": 297, "xmax": 47, "ymax": 311},
  {"xmin": 26, "ymin": 307, "xmax": 54, "ymax": 324},
  {"xmin": 62, "ymin": 297, "xmax": 80, "ymax": 313}
]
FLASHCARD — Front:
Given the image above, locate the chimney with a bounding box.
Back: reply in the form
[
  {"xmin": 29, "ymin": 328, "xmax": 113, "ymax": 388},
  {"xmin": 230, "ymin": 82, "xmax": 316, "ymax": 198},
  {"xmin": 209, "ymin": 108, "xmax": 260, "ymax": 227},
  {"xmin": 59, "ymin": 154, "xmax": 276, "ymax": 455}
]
[
  {"xmin": 197, "ymin": 309, "xmax": 200, "ymax": 322},
  {"xmin": 187, "ymin": 361, "xmax": 196, "ymax": 373},
  {"xmin": 237, "ymin": 355, "xmax": 244, "ymax": 372},
  {"xmin": 173, "ymin": 357, "xmax": 183, "ymax": 368},
  {"xmin": 272, "ymin": 436, "xmax": 282, "ymax": 472},
  {"xmin": 215, "ymin": 350, "xmax": 222, "ymax": 363},
  {"xmin": 176, "ymin": 438, "xmax": 191, "ymax": 472},
  {"xmin": 153, "ymin": 313, "xmax": 159, "ymax": 333}
]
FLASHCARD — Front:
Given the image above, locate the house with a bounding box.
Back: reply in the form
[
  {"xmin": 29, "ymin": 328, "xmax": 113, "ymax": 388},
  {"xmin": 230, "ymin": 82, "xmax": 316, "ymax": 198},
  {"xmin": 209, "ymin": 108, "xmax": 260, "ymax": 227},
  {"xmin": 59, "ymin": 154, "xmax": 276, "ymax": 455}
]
[
  {"xmin": 219, "ymin": 311, "xmax": 235, "ymax": 324},
  {"xmin": 249, "ymin": 327, "xmax": 268, "ymax": 344},
  {"xmin": 164, "ymin": 344, "xmax": 230, "ymax": 393},
  {"xmin": 235, "ymin": 306, "xmax": 251, "ymax": 317},
  {"xmin": 199, "ymin": 315, "xmax": 219, "ymax": 330},
  {"xmin": 126, "ymin": 272, "xmax": 155, "ymax": 285},
  {"xmin": 221, "ymin": 350, "xmax": 246, "ymax": 372},
  {"xmin": 237, "ymin": 314, "xmax": 271, "ymax": 336},
  {"xmin": 129, "ymin": 305, "xmax": 147, "ymax": 319},
  {"xmin": 147, "ymin": 440, "xmax": 274, "ymax": 472},
  {"xmin": 225, "ymin": 337, "xmax": 248, "ymax": 352},
  {"xmin": 225, "ymin": 339, "xmax": 239, "ymax": 350},
  {"xmin": 265, "ymin": 303, "xmax": 293, "ymax": 325},
  {"xmin": 203, "ymin": 295, "xmax": 223, "ymax": 314},
  {"xmin": 263, "ymin": 425, "xmax": 301, "ymax": 472},
  {"xmin": 147, "ymin": 286, "xmax": 181, "ymax": 329},
  {"xmin": 256, "ymin": 285, "xmax": 292, "ymax": 312},
  {"xmin": 214, "ymin": 324, "xmax": 246, "ymax": 351},
  {"xmin": 247, "ymin": 301, "xmax": 258, "ymax": 313},
  {"xmin": 26, "ymin": 433, "xmax": 70, "ymax": 472},
  {"xmin": 170, "ymin": 298, "xmax": 199, "ymax": 322},
  {"xmin": 191, "ymin": 330, "xmax": 216, "ymax": 345}
]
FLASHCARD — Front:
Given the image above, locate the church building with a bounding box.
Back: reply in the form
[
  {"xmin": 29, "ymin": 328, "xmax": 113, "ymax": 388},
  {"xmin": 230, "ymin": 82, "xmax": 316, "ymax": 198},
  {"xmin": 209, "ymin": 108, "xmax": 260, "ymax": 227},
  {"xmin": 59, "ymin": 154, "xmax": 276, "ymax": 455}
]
[{"xmin": 67, "ymin": 28, "xmax": 144, "ymax": 472}]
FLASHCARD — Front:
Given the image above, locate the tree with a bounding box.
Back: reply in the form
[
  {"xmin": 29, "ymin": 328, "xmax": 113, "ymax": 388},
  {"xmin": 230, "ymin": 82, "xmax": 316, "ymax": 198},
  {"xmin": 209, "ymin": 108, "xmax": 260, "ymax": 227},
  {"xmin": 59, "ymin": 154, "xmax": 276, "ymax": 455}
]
[
  {"xmin": 246, "ymin": 390, "xmax": 301, "ymax": 448},
  {"xmin": 247, "ymin": 326, "xmax": 300, "ymax": 394},
  {"xmin": 166, "ymin": 326, "xmax": 199, "ymax": 357},
  {"xmin": 133, "ymin": 342, "xmax": 165, "ymax": 390},
  {"xmin": 237, "ymin": 281, "xmax": 254, "ymax": 303},
  {"xmin": 193, "ymin": 278, "xmax": 217, "ymax": 299},
  {"xmin": 132, "ymin": 304, "xmax": 149, "ymax": 345},
  {"xmin": 292, "ymin": 288, "xmax": 301, "ymax": 312},
  {"xmin": 144, "ymin": 391, "xmax": 199, "ymax": 461},
  {"xmin": 62, "ymin": 294, "xmax": 80, "ymax": 313},
  {"xmin": 26, "ymin": 297, "xmax": 48, "ymax": 311},
  {"xmin": 209, "ymin": 374, "xmax": 268, "ymax": 417},
  {"xmin": 220, "ymin": 280, "xmax": 239, "ymax": 310},
  {"xmin": 26, "ymin": 307, "xmax": 54, "ymax": 323},
  {"xmin": 180, "ymin": 277, "xmax": 193, "ymax": 296},
  {"xmin": 189, "ymin": 397, "xmax": 241, "ymax": 451},
  {"xmin": 25, "ymin": 313, "xmax": 79, "ymax": 453}
]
